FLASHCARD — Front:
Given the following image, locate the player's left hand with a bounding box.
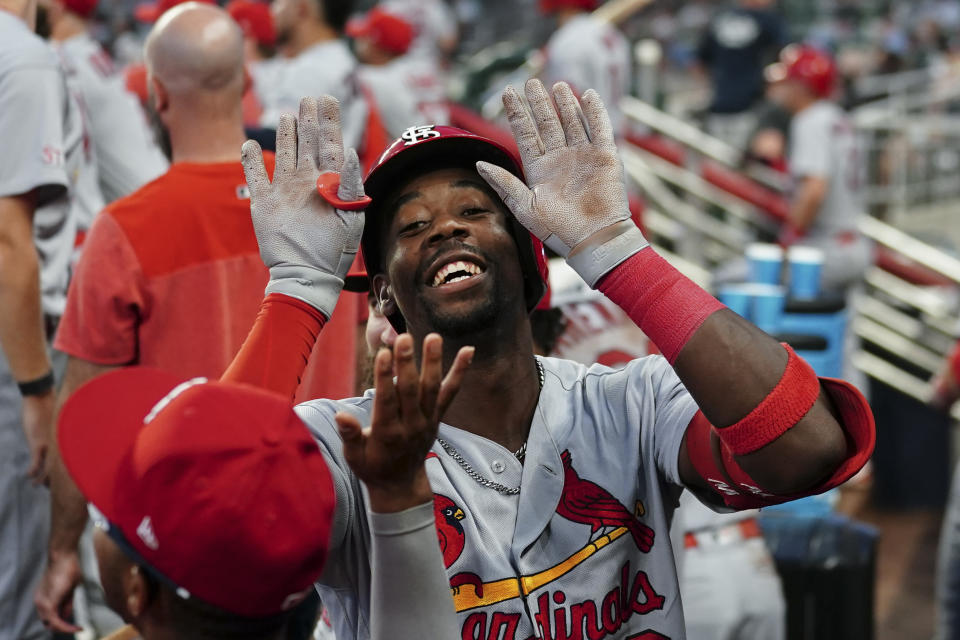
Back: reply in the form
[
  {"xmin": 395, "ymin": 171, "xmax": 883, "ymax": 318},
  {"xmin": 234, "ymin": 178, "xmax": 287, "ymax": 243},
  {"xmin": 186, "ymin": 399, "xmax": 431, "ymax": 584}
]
[
  {"xmin": 477, "ymin": 79, "xmax": 648, "ymax": 286},
  {"xmin": 335, "ymin": 334, "xmax": 473, "ymax": 513}
]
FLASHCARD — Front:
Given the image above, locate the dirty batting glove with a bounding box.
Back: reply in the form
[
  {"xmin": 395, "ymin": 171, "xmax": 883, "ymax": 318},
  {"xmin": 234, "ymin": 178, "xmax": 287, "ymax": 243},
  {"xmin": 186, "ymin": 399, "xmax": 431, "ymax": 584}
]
[
  {"xmin": 476, "ymin": 79, "xmax": 647, "ymax": 287},
  {"xmin": 241, "ymin": 95, "xmax": 366, "ymax": 317}
]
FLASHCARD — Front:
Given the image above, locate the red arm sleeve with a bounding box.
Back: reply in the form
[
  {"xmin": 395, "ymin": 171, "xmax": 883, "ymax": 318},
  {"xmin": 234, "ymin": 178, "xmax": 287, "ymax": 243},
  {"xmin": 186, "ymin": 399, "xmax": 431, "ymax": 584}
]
[{"xmin": 221, "ymin": 293, "xmax": 326, "ymax": 400}]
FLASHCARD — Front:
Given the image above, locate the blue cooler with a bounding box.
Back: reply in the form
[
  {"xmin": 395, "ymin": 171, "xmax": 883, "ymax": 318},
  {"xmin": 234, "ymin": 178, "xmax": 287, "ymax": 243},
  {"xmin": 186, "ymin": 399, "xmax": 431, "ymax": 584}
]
[{"xmin": 778, "ymin": 296, "xmax": 847, "ymax": 379}]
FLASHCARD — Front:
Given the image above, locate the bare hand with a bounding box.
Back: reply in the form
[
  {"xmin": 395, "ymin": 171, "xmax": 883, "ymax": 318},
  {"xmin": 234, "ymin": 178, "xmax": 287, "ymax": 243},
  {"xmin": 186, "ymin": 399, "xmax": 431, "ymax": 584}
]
[
  {"xmin": 34, "ymin": 549, "xmax": 82, "ymax": 633},
  {"xmin": 336, "ymin": 334, "xmax": 473, "ymax": 512},
  {"xmin": 21, "ymin": 391, "xmax": 54, "ymax": 485}
]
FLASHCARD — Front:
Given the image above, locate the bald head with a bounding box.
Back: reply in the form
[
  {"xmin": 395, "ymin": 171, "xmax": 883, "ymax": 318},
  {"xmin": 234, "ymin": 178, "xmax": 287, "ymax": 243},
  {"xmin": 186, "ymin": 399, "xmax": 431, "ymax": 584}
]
[{"xmin": 145, "ymin": 3, "xmax": 244, "ymax": 100}]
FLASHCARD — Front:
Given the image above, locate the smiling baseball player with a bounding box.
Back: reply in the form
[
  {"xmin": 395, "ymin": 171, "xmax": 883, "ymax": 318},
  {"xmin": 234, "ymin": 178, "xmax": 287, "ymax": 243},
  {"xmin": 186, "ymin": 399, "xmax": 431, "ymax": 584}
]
[{"xmin": 227, "ymin": 80, "xmax": 875, "ymax": 640}]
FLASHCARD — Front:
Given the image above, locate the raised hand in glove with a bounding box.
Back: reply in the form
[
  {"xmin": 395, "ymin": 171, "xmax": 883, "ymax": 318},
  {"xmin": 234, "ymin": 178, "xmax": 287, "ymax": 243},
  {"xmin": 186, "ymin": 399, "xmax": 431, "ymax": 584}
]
[
  {"xmin": 241, "ymin": 95, "xmax": 368, "ymax": 318},
  {"xmin": 476, "ymin": 79, "xmax": 648, "ymax": 287}
]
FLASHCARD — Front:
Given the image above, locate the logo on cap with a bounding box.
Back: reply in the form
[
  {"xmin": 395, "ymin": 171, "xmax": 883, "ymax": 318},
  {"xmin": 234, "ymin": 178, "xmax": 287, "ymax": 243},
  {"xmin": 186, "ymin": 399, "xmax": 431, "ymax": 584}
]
[
  {"xmin": 401, "ymin": 125, "xmax": 440, "ymax": 146},
  {"xmin": 137, "ymin": 516, "xmax": 160, "ymax": 550}
]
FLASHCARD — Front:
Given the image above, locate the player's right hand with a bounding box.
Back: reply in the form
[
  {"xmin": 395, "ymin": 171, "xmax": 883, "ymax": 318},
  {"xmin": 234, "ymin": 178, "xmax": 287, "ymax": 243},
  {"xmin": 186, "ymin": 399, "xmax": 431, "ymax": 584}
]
[
  {"xmin": 241, "ymin": 95, "xmax": 366, "ymax": 318},
  {"xmin": 335, "ymin": 334, "xmax": 473, "ymax": 513},
  {"xmin": 34, "ymin": 549, "xmax": 82, "ymax": 634}
]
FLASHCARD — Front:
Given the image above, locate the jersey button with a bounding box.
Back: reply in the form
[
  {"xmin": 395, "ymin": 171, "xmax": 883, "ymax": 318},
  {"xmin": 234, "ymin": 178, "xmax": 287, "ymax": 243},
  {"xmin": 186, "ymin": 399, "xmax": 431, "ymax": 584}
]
[{"xmin": 491, "ymin": 460, "xmax": 505, "ymax": 474}]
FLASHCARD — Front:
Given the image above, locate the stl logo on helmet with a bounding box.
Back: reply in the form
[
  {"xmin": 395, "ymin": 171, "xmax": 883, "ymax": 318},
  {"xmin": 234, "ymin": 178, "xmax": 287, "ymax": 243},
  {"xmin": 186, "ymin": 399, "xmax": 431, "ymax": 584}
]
[{"xmin": 401, "ymin": 125, "xmax": 441, "ymax": 146}]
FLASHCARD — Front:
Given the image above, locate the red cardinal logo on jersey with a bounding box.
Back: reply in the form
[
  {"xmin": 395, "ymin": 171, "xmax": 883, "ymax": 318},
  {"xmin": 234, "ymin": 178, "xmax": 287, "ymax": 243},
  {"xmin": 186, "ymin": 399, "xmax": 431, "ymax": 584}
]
[
  {"xmin": 434, "ymin": 494, "xmax": 466, "ymax": 567},
  {"xmin": 433, "ymin": 494, "xmax": 484, "ymax": 597},
  {"xmin": 556, "ymin": 450, "xmax": 655, "ymax": 552}
]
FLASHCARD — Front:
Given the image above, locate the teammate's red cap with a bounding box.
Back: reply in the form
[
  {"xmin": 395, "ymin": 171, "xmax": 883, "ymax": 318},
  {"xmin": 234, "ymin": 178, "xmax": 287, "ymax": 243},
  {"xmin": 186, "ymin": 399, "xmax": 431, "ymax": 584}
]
[
  {"xmin": 346, "ymin": 7, "xmax": 415, "ymax": 56},
  {"xmin": 226, "ymin": 0, "xmax": 276, "ymax": 47},
  {"xmin": 58, "ymin": 368, "xmax": 335, "ymax": 618},
  {"xmin": 134, "ymin": 0, "xmax": 215, "ymax": 23},
  {"xmin": 765, "ymin": 44, "xmax": 837, "ymax": 98},
  {"xmin": 538, "ymin": 0, "xmax": 599, "ymax": 13},
  {"xmin": 62, "ymin": 0, "xmax": 98, "ymax": 19}
]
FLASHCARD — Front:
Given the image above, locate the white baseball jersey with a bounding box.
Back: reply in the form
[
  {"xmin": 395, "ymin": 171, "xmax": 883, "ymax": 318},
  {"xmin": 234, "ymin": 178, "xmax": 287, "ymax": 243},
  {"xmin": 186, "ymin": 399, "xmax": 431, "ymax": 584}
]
[
  {"xmin": 54, "ymin": 32, "xmax": 167, "ymax": 206},
  {"xmin": 357, "ymin": 57, "xmax": 449, "ymax": 138},
  {"xmin": 381, "ymin": 0, "xmax": 457, "ymax": 63},
  {"xmin": 542, "ymin": 14, "xmax": 630, "ymax": 136},
  {"xmin": 0, "ymin": 11, "xmax": 77, "ymax": 316},
  {"xmin": 298, "ymin": 355, "xmax": 709, "ymax": 639},
  {"xmin": 256, "ymin": 40, "xmax": 367, "ymax": 152},
  {"xmin": 788, "ymin": 101, "xmax": 863, "ymax": 240}
]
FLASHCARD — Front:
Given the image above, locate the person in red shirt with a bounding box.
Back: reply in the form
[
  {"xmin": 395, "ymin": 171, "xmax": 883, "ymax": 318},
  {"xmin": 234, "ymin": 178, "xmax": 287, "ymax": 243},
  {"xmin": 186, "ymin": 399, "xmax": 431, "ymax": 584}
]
[{"xmin": 35, "ymin": 3, "xmax": 359, "ymax": 631}]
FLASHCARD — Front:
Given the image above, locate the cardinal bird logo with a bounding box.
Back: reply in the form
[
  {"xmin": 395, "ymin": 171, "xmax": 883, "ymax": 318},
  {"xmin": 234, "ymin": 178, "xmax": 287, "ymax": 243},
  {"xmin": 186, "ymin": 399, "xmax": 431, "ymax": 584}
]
[
  {"xmin": 434, "ymin": 494, "xmax": 466, "ymax": 568},
  {"xmin": 433, "ymin": 494, "xmax": 484, "ymax": 597},
  {"xmin": 556, "ymin": 450, "xmax": 655, "ymax": 553}
]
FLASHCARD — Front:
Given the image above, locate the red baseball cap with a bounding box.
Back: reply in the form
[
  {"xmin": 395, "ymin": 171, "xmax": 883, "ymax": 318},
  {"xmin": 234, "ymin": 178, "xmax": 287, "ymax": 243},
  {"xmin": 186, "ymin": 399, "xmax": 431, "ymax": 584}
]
[
  {"xmin": 226, "ymin": 0, "xmax": 276, "ymax": 47},
  {"xmin": 765, "ymin": 44, "xmax": 837, "ymax": 98},
  {"xmin": 58, "ymin": 368, "xmax": 335, "ymax": 618},
  {"xmin": 62, "ymin": 0, "xmax": 98, "ymax": 18},
  {"xmin": 346, "ymin": 7, "xmax": 415, "ymax": 56},
  {"xmin": 134, "ymin": 0, "xmax": 215, "ymax": 23}
]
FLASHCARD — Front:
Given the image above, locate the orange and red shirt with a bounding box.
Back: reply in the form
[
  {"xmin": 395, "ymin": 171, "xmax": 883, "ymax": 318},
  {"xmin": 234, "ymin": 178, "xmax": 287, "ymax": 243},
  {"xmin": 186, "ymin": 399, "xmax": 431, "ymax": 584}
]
[{"xmin": 55, "ymin": 156, "xmax": 358, "ymax": 401}]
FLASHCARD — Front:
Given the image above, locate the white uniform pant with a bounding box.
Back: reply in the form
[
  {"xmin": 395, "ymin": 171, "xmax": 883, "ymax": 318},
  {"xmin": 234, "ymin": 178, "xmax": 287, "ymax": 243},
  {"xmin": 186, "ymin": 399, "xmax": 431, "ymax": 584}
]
[{"xmin": 681, "ymin": 537, "xmax": 786, "ymax": 640}]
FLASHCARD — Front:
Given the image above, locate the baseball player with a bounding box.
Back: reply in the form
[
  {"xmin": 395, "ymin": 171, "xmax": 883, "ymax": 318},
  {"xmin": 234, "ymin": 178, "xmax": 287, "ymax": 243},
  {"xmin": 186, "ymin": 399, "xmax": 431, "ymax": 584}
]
[
  {"xmin": 43, "ymin": 0, "xmax": 168, "ymax": 206},
  {"xmin": 0, "ymin": 0, "xmax": 78, "ymax": 638},
  {"xmin": 258, "ymin": 0, "xmax": 372, "ymax": 157},
  {"xmin": 765, "ymin": 45, "xmax": 872, "ymax": 293},
  {"xmin": 348, "ymin": 6, "xmax": 451, "ymax": 138},
  {"xmin": 56, "ymin": 364, "xmax": 462, "ymax": 640},
  {"xmin": 229, "ymin": 79, "xmax": 875, "ymax": 639},
  {"xmin": 381, "ymin": 0, "xmax": 458, "ymax": 64},
  {"xmin": 539, "ymin": 0, "xmax": 631, "ymax": 136}
]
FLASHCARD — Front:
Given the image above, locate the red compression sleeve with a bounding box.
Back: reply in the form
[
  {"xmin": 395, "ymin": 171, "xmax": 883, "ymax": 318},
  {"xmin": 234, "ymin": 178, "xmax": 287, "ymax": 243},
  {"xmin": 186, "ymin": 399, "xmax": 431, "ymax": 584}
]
[
  {"xmin": 221, "ymin": 293, "xmax": 326, "ymax": 400},
  {"xmin": 951, "ymin": 342, "xmax": 960, "ymax": 386},
  {"xmin": 597, "ymin": 248, "xmax": 725, "ymax": 363}
]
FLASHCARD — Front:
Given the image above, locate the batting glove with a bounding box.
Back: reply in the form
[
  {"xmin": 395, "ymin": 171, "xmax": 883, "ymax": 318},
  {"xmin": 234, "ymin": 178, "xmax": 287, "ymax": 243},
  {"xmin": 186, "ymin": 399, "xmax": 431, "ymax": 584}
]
[
  {"xmin": 476, "ymin": 79, "xmax": 648, "ymax": 287},
  {"xmin": 241, "ymin": 96, "xmax": 367, "ymax": 317}
]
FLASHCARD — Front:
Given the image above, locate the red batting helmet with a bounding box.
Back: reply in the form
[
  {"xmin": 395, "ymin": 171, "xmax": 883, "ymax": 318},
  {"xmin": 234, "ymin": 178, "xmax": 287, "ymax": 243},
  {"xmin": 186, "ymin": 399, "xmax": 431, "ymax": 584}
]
[
  {"xmin": 538, "ymin": 0, "xmax": 599, "ymax": 13},
  {"xmin": 362, "ymin": 125, "xmax": 548, "ymax": 332},
  {"xmin": 766, "ymin": 44, "xmax": 837, "ymax": 99}
]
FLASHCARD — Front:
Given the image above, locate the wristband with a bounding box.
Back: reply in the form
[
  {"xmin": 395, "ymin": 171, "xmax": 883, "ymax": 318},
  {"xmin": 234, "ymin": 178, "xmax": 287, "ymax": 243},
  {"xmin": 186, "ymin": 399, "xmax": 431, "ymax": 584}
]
[
  {"xmin": 18, "ymin": 370, "xmax": 54, "ymax": 396},
  {"xmin": 715, "ymin": 344, "xmax": 820, "ymax": 456},
  {"xmin": 597, "ymin": 247, "xmax": 725, "ymax": 363}
]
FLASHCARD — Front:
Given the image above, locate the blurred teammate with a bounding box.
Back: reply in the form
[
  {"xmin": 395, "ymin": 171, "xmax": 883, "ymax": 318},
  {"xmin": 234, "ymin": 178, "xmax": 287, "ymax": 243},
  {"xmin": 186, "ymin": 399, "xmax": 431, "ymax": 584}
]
[
  {"xmin": 0, "ymin": 0, "xmax": 78, "ymax": 637},
  {"xmin": 43, "ymin": 0, "xmax": 168, "ymax": 205},
  {"xmin": 230, "ymin": 80, "xmax": 875, "ymax": 637},
  {"xmin": 56, "ymin": 363, "xmax": 460, "ymax": 640},
  {"xmin": 260, "ymin": 0, "xmax": 378, "ymax": 157},
  {"xmin": 381, "ymin": 0, "xmax": 457, "ymax": 64},
  {"xmin": 766, "ymin": 45, "xmax": 872, "ymax": 293},
  {"xmin": 539, "ymin": 0, "xmax": 630, "ymax": 136},
  {"xmin": 697, "ymin": 0, "xmax": 787, "ymax": 148},
  {"xmin": 226, "ymin": 0, "xmax": 279, "ymax": 127},
  {"xmin": 34, "ymin": 3, "xmax": 359, "ymax": 631},
  {"xmin": 348, "ymin": 6, "xmax": 450, "ymax": 138}
]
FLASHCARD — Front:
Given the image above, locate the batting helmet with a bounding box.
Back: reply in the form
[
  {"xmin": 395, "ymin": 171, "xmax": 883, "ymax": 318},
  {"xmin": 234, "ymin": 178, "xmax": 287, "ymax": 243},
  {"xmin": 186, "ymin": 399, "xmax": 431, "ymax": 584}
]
[
  {"xmin": 766, "ymin": 44, "xmax": 837, "ymax": 99},
  {"xmin": 361, "ymin": 125, "xmax": 548, "ymax": 332}
]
